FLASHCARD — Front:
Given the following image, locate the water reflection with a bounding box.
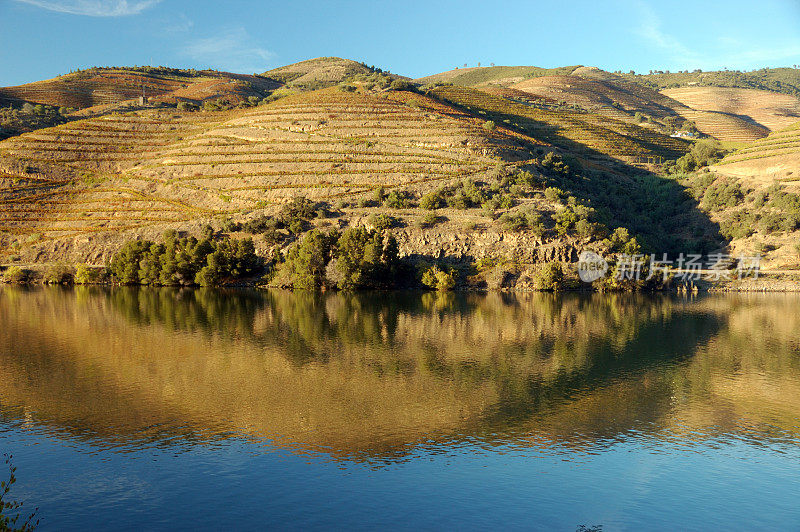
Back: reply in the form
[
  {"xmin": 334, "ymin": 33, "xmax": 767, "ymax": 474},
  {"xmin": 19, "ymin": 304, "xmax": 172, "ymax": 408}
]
[{"xmin": 1, "ymin": 287, "xmax": 799, "ymax": 461}]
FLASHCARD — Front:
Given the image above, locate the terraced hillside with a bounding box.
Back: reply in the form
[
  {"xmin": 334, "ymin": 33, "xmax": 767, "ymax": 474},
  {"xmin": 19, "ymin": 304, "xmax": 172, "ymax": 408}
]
[
  {"xmin": 511, "ymin": 74, "xmax": 683, "ymax": 123},
  {"xmin": 429, "ymin": 84, "xmax": 689, "ymax": 160},
  {"xmin": 714, "ymin": 122, "xmax": 800, "ymax": 184},
  {"xmin": 263, "ymin": 57, "xmax": 385, "ymax": 89},
  {"xmin": 662, "ymin": 87, "xmax": 800, "ymax": 132},
  {"xmin": 418, "ymin": 65, "xmax": 800, "ymax": 142},
  {"xmin": 415, "ymin": 65, "xmax": 580, "ymax": 87},
  {"xmin": 0, "ymin": 67, "xmax": 281, "ymax": 112},
  {"xmin": 0, "ymin": 87, "xmax": 536, "ymax": 259}
]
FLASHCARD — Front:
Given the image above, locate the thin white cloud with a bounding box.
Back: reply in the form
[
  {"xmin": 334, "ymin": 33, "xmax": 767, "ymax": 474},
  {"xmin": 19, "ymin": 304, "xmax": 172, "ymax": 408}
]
[
  {"xmin": 162, "ymin": 12, "xmax": 193, "ymax": 33},
  {"xmin": 632, "ymin": 2, "xmax": 701, "ymax": 67},
  {"xmin": 183, "ymin": 27, "xmax": 273, "ymax": 73},
  {"xmin": 13, "ymin": 0, "xmax": 161, "ymax": 16},
  {"xmin": 631, "ymin": 1, "xmax": 800, "ymax": 71}
]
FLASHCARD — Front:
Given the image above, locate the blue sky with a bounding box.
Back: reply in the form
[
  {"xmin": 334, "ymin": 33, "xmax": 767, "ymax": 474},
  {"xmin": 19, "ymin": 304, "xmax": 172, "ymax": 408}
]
[{"xmin": 1, "ymin": 0, "xmax": 799, "ymax": 86}]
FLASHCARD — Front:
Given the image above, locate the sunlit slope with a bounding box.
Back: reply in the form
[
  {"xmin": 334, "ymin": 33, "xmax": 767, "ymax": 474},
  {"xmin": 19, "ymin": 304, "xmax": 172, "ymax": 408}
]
[
  {"xmin": 714, "ymin": 122, "xmax": 800, "ymax": 182},
  {"xmin": 415, "ymin": 65, "xmax": 581, "ymax": 88},
  {"xmin": 662, "ymin": 87, "xmax": 800, "ymax": 132},
  {"xmin": 263, "ymin": 57, "xmax": 377, "ymax": 88},
  {"xmin": 0, "ymin": 88, "xmax": 533, "ymax": 242},
  {"xmin": 0, "ymin": 68, "xmax": 280, "ymax": 111},
  {"xmin": 429, "ymin": 84, "xmax": 689, "ymax": 160}
]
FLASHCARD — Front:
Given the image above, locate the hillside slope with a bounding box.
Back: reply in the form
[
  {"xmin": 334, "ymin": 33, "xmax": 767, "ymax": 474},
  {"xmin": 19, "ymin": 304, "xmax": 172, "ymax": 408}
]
[
  {"xmin": 0, "ymin": 67, "xmax": 280, "ymax": 110},
  {"xmin": 0, "ymin": 86, "xmax": 542, "ymax": 263},
  {"xmin": 263, "ymin": 57, "xmax": 385, "ymax": 89},
  {"xmin": 713, "ymin": 122, "xmax": 800, "ymax": 184},
  {"xmin": 662, "ymin": 87, "xmax": 800, "ymax": 132}
]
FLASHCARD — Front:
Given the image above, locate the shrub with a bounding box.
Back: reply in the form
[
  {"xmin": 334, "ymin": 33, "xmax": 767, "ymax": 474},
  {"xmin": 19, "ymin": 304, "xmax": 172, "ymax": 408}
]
[
  {"xmin": 540, "ymin": 153, "xmax": 572, "ymax": 177},
  {"xmin": 554, "ymin": 202, "xmax": 595, "ymax": 237},
  {"xmin": 338, "ymin": 83, "xmax": 356, "ymax": 92},
  {"xmin": 367, "ymin": 213, "xmax": 397, "ymax": 231},
  {"xmin": 176, "ymin": 101, "xmax": 198, "ymax": 111},
  {"xmin": 418, "ymin": 212, "xmax": 442, "ymax": 228},
  {"xmin": 384, "ymin": 190, "xmax": 414, "ymax": 209},
  {"xmin": 43, "ymin": 264, "xmax": 73, "ymax": 285},
  {"xmin": 421, "ymin": 266, "xmax": 456, "ymax": 291},
  {"xmin": 2, "ymin": 267, "xmax": 28, "ymax": 284},
  {"xmin": 108, "ymin": 232, "xmax": 260, "ymax": 286},
  {"xmin": 273, "ymin": 230, "xmax": 333, "ymax": 290},
  {"xmin": 274, "ymin": 227, "xmax": 401, "ymax": 290},
  {"xmin": 605, "ymin": 227, "xmax": 641, "ymax": 255},
  {"xmin": 544, "ymin": 186, "xmax": 565, "ymax": 203},
  {"xmin": 420, "ymin": 189, "xmax": 445, "ymax": 210},
  {"xmin": 330, "ymin": 227, "xmax": 401, "ymax": 289},
  {"xmin": 534, "ymin": 263, "xmax": 564, "ymax": 291},
  {"xmin": 482, "ymin": 120, "xmax": 496, "ymax": 131},
  {"xmin": 74, "ymin": 264, "xmax": 106, "ymax": 284},
  {"xmin": 389, "ymin": 79, "xmax": 413, "ymax": 91}
]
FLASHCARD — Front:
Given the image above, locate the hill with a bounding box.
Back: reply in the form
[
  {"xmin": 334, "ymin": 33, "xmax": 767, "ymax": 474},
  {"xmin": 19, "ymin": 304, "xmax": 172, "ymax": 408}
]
[
  {"xmin": 662, "ymin": 87, "xmax": 800, "ymax": 133},
  {"xmin": 3, "ymin": 59, "xmax": 800, "ymax": 286},
  {"xmin": 415, "ymin": 65, "xmax": 580, "ymax": 87},
  {"xmin": 427, "ymin": 84, "xmax": 689, "ymax": 161},
  {"xmin": 418, "ymin": 65, "xmax": 800, "ymax": 142},
  {"xmin": 0, "ymin": 67, "xmax": 280, "ymax": 110},
  {"xmin": 262, "ymin": 57, "xmax": 390, "ymax": 89},
  {"xmin": 0, "ymin": 85, "xmax": 544, "ymax": 264},
  {"xmin": 623, "ymin": 68, "xmax": 800, "ymax": 99},
  {"xmin": 713, "ymin": 121, "xmax": 800, "ymax": 184}
]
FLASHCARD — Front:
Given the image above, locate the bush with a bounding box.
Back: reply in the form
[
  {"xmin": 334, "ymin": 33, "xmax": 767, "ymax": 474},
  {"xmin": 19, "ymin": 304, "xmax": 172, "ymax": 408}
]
[
  {"xmin": 278, "ymin": 196, "xmax": 319, "ymax": 234},
  {"xmin": 383, "ymin": 190, "xmax": 414, "ymax": 209},
  {"xmin": 544, "ymin": 186, "xmax": 565, "ymax": 203},
  {"xmin": 534, "ymin": 263, "xmax": 564, "ymax": 291},
  {"xmin": 330, "ymin": 227, "xmax": 401, "ymax": 289},
  {"xmin": 604, "ymin": 227, "xmax": 641, "ymax": 255},
  {"xmin": 2, "ymin": 267, "xmax": 28, "ymax": 284},
  {"xmin": 420, "ymin": 189, "xmax": 445, "ymax": 210},
  {"xmin": 421, "ymin": 266, "xmax": 456, "ymax": 291},
  {"xmin": 367, "ymin": 213, "xmax": 397, "ymax": 231},
  {"xmin": 554, "ymin": 202, "xmax": 595, "ymax": 237},
  {"xmin": 389, "ymin": 79, "xmax": 413, "ymax": 91},
  {"xmin": 274, "ymin": 227, "xmax": 402, "ymax": 290},
  {"xmin": 482, "ymin": 120, "xmax": 496, "ymax": 131},
  {"xmin": 74, "ymin": 264, "xmax": 106, "ymax": 284},
  {"xmin": 273, "ymin": 230, "xmax": 333, "ymax": 290},
  {"xmin": 108, "ymin": 231, "xmax": 260, "ymax": 286},
  {"xmin": 499, "ymin": 208, "xmax": 547, "ymax": 235},
  {"xmin": 418, "ymin": 212, "xmax": 442, "ymax": 228},
  {"xmin": 176, "ymin": 101, "xmax": 198, "ymax": 111},
  {"xmin": 240, "ymin": 215, "xmax": 281, "ymax": 242},
  {"xmin": 43, "ymin": 264, "xmax": 73, "ymax": 285}
]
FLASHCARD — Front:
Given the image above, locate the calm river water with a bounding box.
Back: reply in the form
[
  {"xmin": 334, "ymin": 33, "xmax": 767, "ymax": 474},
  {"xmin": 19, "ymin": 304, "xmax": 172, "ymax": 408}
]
[{"xmin": 1, "ymin": 287, "xmax": 799, "ymax": 530}]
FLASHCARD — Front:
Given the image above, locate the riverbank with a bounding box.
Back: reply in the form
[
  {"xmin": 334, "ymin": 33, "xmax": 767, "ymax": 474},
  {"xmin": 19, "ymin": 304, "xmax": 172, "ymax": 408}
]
[{"xmin": 4, "ymin": 262, "xmax": 800, "ymax": 292}]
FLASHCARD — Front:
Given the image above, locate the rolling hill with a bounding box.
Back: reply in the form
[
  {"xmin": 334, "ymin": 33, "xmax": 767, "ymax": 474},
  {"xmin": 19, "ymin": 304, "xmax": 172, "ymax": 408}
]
[
  {"xmin": 662, "ymin": 86, "xmax": 800, "ymax": 133},
  {"xmin": 0, "ymin": 85, "xmax": 543, "ymax": 263},
  {"xmin": 417, "ymin": 65, "xmax": 800, "ymax": 143},
  {"xmin": 714, "ymin": 121, "xmax": 800, "ymax": 184},
  {"xmin": 0, "ymin": 67, "xmax": 280, "ymax": 111},
  {"xmin": 2, "ymin": 58, "xmax": 800, "ymax": 281}
]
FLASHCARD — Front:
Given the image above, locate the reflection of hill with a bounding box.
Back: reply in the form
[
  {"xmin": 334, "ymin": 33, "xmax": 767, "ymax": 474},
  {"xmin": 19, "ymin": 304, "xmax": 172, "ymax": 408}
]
[{"xmin": 0, "ymin": 288, "xmax": 798, "ymax": 461}]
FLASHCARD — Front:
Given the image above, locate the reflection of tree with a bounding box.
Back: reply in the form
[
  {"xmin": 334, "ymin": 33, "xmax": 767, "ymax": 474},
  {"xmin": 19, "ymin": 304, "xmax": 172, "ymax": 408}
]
[{"xmin": 1, "ymin": 287, "xmax": 799, "ymax": 460}]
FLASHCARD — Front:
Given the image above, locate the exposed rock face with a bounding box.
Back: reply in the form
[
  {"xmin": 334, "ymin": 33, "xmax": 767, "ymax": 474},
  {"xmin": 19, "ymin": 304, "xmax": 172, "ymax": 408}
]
[{"xmin": 395, "ymin": 226, "xmax": 580, "ymax": 264}]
